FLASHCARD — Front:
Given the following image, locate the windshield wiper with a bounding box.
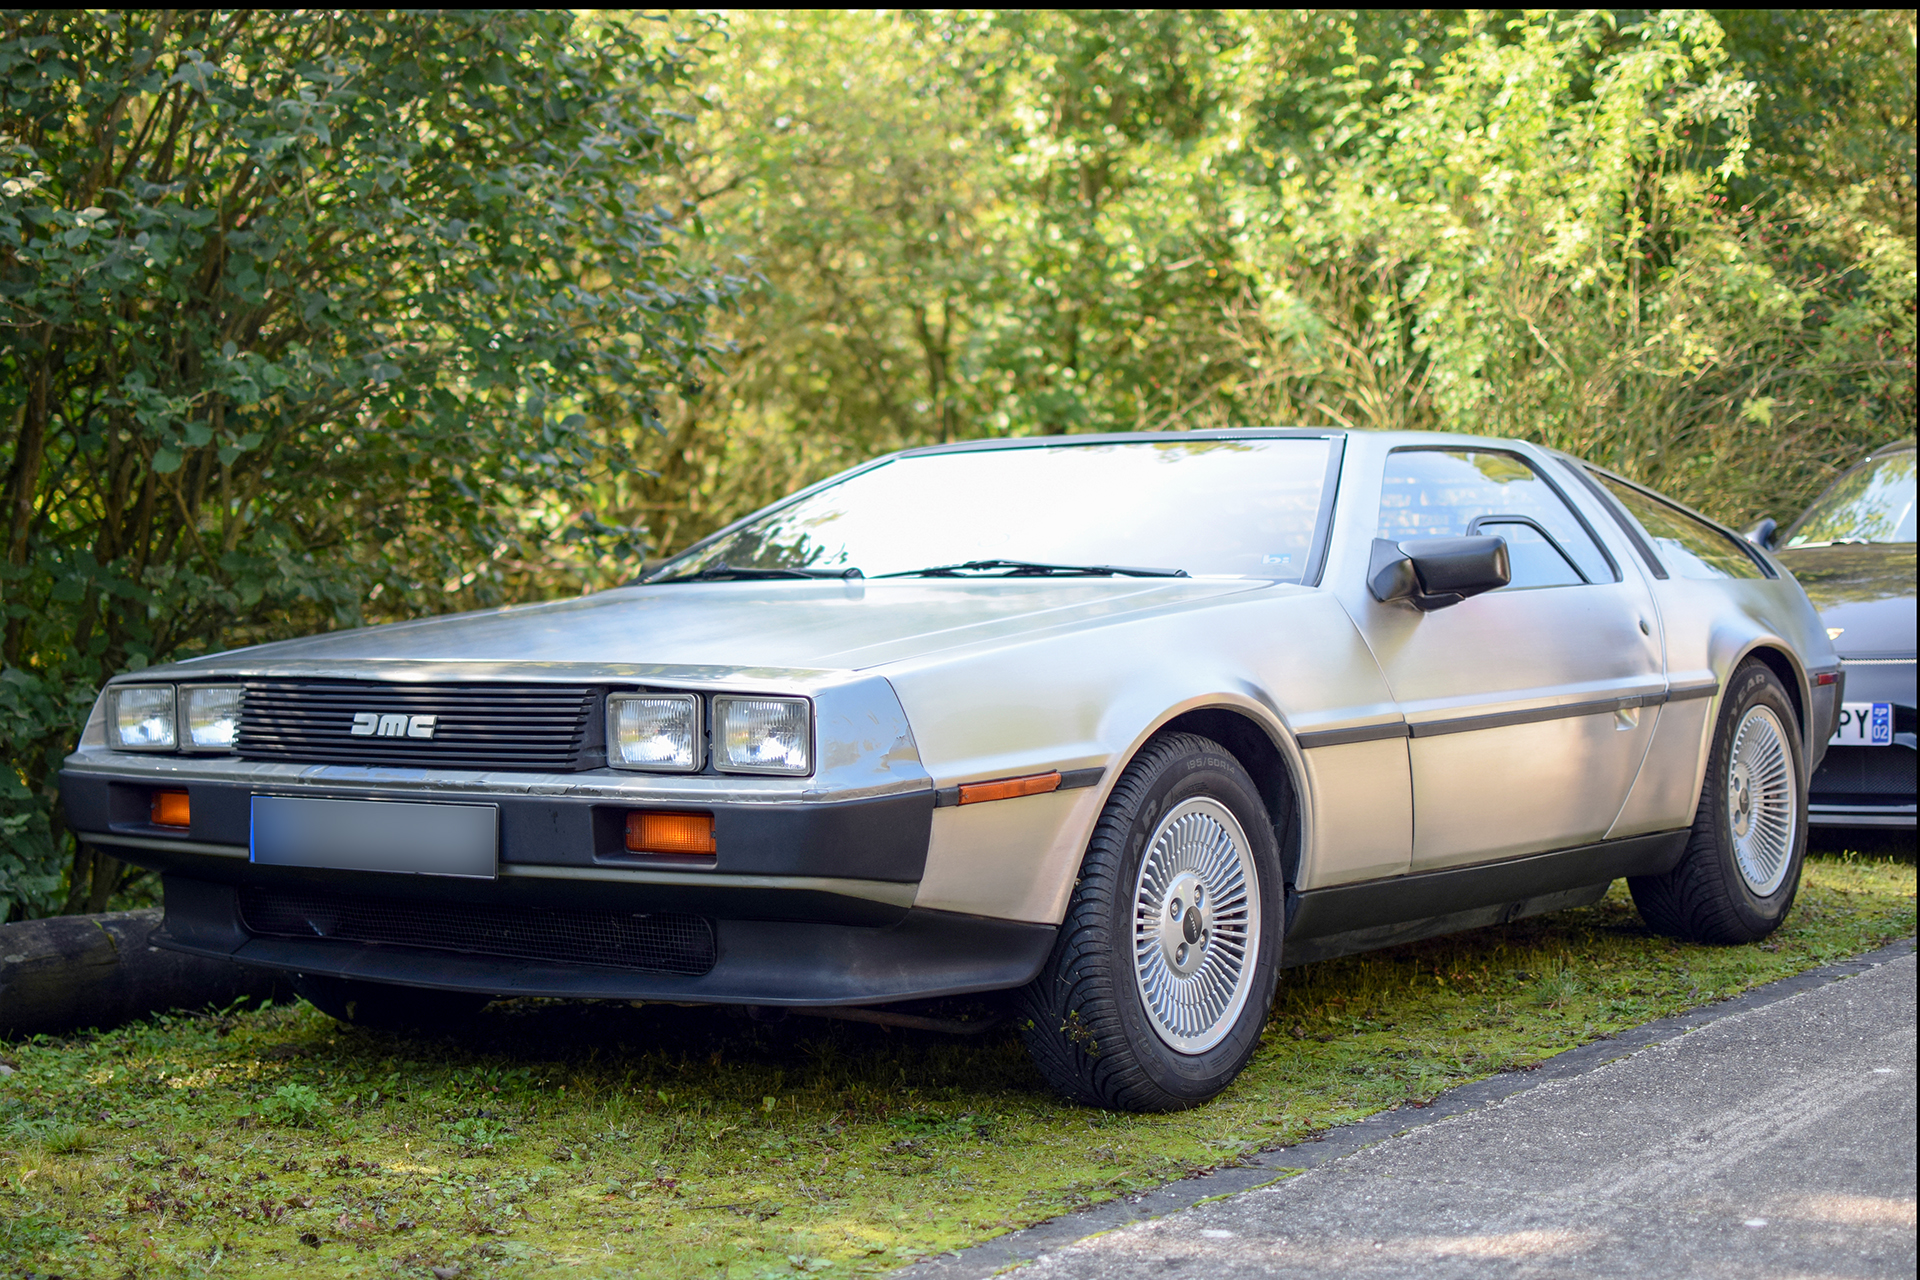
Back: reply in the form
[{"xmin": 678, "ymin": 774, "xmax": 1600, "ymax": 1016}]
[
  {"xmin": 876, "ymin": 559, "xmax": 1188, "ymax": 579},
  {"xmin": 651, "ymin": 562, "xmax": 864, "ymax": 584}
]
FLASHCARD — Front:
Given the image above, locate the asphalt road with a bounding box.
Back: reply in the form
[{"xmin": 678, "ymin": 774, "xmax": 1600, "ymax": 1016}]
[{"xmin": 908, "ymin": 943, "xmax": 1917, "ymax": 1280}]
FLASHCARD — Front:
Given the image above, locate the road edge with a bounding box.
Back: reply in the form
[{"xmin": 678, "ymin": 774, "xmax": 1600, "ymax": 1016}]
[{"xmin": 896, "ymin": 934, "xmax": 1919, "ymax": 1279}]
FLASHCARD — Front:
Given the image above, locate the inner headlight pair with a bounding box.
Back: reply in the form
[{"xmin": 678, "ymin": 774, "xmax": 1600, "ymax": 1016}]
[
  {"xmin": 107, "ymin": 684, "xmax": 242, "ymax": 753},
  {"xmin": 608, "ymin": 693, "xmax": 810, "ymax": 775}
]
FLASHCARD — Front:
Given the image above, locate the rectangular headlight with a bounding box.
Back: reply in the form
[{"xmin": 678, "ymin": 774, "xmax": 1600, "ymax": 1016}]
[
  {"xmin": 108, "ymin": 685, "xmax": 177, "ymax": 751},
  {"xmin": 608, "ymin": 693, "xmax": 701, "ymax": 771},
  {"xmin": 181, "ymin": 685, "xmax": 243, "ymax": 751},
  {"xmin": 712, "ymin": 696, "xmax": 811, "ymax": 775}
]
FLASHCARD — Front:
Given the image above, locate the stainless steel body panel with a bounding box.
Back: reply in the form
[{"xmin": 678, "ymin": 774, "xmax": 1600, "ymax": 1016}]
[
  {"xmin": 884, "ymin": 587, "xmax": 1407, "ymax": 916},
  {"xmin": 1546, "ymin": 452, "xmax": 1840, "ymax": 832},
  {"xmin": 1294, "ymin": 738, "xmax": 1414, "ymax": 886}
]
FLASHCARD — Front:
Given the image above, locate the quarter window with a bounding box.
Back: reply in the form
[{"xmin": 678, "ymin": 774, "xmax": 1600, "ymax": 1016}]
[
  {"xmin": 1378, "ymin": 449, "xmax": 1616, "ymax": 589},
  {"xmin": 1590, "ymin": 474, "xmax": 1767, "ymax": 580}
]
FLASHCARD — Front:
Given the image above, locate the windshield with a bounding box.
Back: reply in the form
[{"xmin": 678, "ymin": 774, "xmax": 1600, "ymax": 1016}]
[
  {"xmin": 1784, "ymin": 449, "xmax": 1917, "ymax": 547},
  {"xmin": 648, "ymin": 436, "xmax": 1339, "ymax": 582}
]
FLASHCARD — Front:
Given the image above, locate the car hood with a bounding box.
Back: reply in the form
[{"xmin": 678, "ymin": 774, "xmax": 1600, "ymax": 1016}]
[
  {"xmin": 155, "ymin": 577, "xmax": 1272, "ymax": 683},
  {"xmin": 1776, "ymin": 543, "xmax": 1916, "ymax": 658}
]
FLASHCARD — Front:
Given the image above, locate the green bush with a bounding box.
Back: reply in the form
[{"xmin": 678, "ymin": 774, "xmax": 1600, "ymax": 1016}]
[{"xmin": 0, "ymin": 11, "xmax": 735, "ymax": 917}]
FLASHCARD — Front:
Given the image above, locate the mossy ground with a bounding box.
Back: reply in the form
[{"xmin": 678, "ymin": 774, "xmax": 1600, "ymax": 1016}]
[{"xmin": 3, "ymin": 841, "xmax": 1912, "ymax": 1279}]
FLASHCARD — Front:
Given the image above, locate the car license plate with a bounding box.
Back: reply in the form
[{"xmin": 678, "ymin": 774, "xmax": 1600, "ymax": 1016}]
[
  {"xmin": 1830, "ymin": 702, "xmax": 1895, "ymax": 747},
  {"xmin": 250, "ymin": 795, "xmax": 498, "ymax": 878}
]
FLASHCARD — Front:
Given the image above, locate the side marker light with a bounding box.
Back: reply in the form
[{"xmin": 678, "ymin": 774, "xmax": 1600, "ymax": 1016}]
[{"xmin": 958, "ymin": 771, "xmax": 1062, "ymax": 805}]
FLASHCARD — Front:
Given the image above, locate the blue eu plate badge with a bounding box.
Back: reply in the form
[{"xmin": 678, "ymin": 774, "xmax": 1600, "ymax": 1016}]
[{"xmin": 1831, "ymin": 702, "xmax": 1895, "ymax": 747}]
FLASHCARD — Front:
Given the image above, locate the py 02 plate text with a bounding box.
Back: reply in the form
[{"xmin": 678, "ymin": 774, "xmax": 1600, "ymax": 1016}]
[
  {"xmin": 250, "ymin": 795, "xmax": 497, "ymax": 878},
  {"xmin": 1831, "ymin": 702, "xmax": 1895, "ymax": 747}
]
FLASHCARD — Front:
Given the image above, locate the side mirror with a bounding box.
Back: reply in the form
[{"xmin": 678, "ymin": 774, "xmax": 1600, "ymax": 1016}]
[
  {"xmin": 1743, "ymin": 516, "xmax": 1777, "ymax": 549},
  {"xmin": 1370, "ymin": 536, "xmax": 1511, "ymax": 610}
]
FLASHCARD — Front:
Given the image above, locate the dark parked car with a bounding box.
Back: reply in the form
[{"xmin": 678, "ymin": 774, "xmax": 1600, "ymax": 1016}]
[{"xmin": 1756, "ymin": 441, "xmax": 1915, "ymax": 828}]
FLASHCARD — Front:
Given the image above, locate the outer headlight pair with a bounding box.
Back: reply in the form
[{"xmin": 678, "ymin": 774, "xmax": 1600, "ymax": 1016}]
[
  {"xmin": 607, "ymin": 693, "xmax": 810, "ymax": 776},
  {"xmin": 106, "ymin": 684, "xmax": 242, "ymax": 753}
]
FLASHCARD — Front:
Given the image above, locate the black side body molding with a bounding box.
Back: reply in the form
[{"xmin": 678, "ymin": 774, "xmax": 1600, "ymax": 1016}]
[
  {"xmin": 1285, "ymin": 829, "xmax": 1689, "ymax": 964},
  {"xmin": 1295, "ymin": 722, "xmax": 1409, "ymax": 749},
  {"xmin": 1298, "ymin": 686, "xmax": 1719, "ymax": 750}
]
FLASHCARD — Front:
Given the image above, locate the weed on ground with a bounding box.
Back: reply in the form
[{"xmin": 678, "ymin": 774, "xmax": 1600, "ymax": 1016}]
[{"xmin": 2, "ymin": 848, "xmax": 1912, "ymax": 1278}]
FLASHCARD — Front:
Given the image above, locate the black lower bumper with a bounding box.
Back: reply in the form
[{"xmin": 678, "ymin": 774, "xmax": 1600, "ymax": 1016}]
[
  {"xmin": 155, "ymin": 875, "xmax": 1056, "ymax": 1007},
  {"xmin": 1809, "ymin": 741, "xmax": 1916, "ymax": 827}
]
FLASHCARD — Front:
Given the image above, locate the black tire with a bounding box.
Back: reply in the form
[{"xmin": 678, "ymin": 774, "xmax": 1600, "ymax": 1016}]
[
  {"xmin": 1629, "ymin": 660, "xmax": 1808, "ymax": 943},
  {"xmin": 290, "ymin": 974, "xmax": 492, "ymax": 1032},
  {"xmin": 1016, "ymin": 732, "xmax": 1283, "ymax": 1112}
]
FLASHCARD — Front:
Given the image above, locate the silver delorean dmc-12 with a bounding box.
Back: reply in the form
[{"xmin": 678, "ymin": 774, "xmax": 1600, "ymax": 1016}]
[{"xmin": 61, "ymin": 430, "xmax": 1841, "ymax": 1110}]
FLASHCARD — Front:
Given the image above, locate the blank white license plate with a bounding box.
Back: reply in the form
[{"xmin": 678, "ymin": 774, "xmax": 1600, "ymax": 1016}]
[
  {"xmin": 1831, "ymin": 702, "xmax": 1895, "ymax": 747},
  {"xmin": 250, "ymin": 795, "xmax": 497, "ymax": 878}
]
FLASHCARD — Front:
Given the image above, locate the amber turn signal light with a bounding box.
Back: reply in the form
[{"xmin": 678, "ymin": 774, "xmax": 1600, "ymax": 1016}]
[
  {"xmin": 626, "ymin": 810, "xmax": 715, "ymax": 856},
  {"xmin": 957, "ymin": 771, "xmax": 1061, "ymax": 805},
  {"xmin": 151, "ymin": 790, "xmax": 191, "ymax": 829}
]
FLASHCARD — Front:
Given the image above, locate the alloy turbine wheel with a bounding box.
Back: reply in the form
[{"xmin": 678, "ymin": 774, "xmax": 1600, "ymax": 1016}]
[
  {"xmin": 1131, "ymin": 797, "xmax": 1261, "ymax": 1053},
  {"xmin": 1726, "ymin": 704, "xmax": 1796, "ymax": 896}
]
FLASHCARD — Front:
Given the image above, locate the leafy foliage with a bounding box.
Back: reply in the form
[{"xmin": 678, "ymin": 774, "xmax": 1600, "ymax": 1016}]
[
  {"xmin": 631, "ymin": 10, "xmax": 1912, "ymax": 552},
  {"xmin": 0, "ymin": 11, "xmax": 734, "ymax": 917},
  {"xmin": 0, "ymin": 11, "xmax": 1913, "ymax": 920}
]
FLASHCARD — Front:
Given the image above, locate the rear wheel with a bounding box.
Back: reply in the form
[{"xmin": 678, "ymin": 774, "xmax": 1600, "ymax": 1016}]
[
  {"xmin": 291, "ymin": 974, "xmax": 491, "ymax": 1032},
  {"xmin": 1630, "ymin": 661, "xmax": 1807, "ymax": 943},
  {"xmin": 1016, "ymin": 732, "xmax": 1282, "ymax": 1111}
]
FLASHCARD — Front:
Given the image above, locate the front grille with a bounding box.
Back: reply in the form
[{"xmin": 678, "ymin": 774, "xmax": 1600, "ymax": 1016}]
[
  {"xmin": 237, "ymin": 680, "xmax": 594, "ymax": 771},
  {"xmin": 1812, "ymin": 745, "xmax": 1917, "ymax": 799},
  {"xmin": 238, "ymin": 886, "xmax": 716, "ymax": 975}
]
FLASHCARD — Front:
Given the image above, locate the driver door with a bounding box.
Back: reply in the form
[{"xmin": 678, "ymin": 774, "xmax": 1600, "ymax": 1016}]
[{"xmin": 1355, "ymin": 447, "xmax": 1666, "ymax": 871}]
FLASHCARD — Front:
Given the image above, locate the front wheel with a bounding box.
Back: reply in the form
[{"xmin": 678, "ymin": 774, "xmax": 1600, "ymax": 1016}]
[
  {"xmin": 1630, "ymin": 660, "xmax": 1807, "ymax": 943},
  {"xmin": 1016, "ymin": 732, "xmax": 1283, "ymax": 1111}
]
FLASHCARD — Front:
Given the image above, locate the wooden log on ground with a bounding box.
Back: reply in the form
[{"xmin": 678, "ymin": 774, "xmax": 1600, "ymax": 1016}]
[{"xmin": 0, "ymin": 909, "xmax": 286, "ymax": 1038}]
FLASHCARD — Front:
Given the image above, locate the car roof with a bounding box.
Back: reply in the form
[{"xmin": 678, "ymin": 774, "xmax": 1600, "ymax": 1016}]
[{"xmin": 890, "ymin": 427, "xmax": 1562, "ymax": 459}]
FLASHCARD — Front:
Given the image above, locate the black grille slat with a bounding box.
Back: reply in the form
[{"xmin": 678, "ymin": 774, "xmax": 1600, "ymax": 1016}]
[
  {"xmin": 238, "ymin": 886, "xmax": 715, "ymax": 975},
  {"xmin": 236, "ymin": 680, "xmax": 594, "ymax": 771}
]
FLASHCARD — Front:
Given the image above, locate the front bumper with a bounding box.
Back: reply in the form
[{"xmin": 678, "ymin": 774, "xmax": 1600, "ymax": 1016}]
[
  {"xmin": 60, "ymin": 764, "xmax": 1061, "ymax": 1006},
  {"xmin": 153, "ymin": 875, "xmax": 1055, "ymax": 1006}
]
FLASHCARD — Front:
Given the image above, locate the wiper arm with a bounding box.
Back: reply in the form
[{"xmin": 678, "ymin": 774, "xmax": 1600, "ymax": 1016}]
[
  {"xmin": 876, "ymin": 559, "xmax": 1188, "ymax": 579},
  {"xmin": 651, "ymin": 562, "xmax": 864, "ymax": 584}
]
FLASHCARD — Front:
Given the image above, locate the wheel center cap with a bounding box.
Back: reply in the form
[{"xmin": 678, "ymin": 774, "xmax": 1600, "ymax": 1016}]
[
  {"xmin": 1730, "ymin": 762, "xmax": 1754, "ymax": 837},
  {"xmin": 1161, "ymin": 872, "xmax": 1211, "ymax": 977}
]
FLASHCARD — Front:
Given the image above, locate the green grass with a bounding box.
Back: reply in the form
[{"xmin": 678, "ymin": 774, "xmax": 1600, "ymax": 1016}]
[{"xmin": 2, "ymin": 846, "xmax": 1912, "ymax": 1279}]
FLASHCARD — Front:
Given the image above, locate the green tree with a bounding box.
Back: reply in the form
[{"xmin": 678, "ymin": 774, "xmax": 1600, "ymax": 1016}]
[
  {"xmin": 630, "ymin": 10, "xmax": 1910, "ymax": 555},
  {"xmin": 0, "ymin": 10, "xmax": 732, "ymax": 918},
  {"xmin": 1223, "ymin": 10, "xmax": 1914, "ymax": 517}
]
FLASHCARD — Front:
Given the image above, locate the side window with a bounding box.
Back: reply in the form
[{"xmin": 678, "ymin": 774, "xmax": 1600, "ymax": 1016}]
[
  {"xmin": 1378, "ymin": 449, "xmax": 1616, "ymax": 589},
  {"xmin": 1590, "ymin": 473, "xmax": 1767, "ymax": 580}
]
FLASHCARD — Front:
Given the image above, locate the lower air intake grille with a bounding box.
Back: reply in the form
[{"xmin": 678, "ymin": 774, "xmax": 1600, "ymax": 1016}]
[
  {"xmin": 238, "ymin": 887, "xmax": 715, "ymax": 976},
  {"xmin": 236, "ymin": 679, "xmax": 596, "ymax": 772},
  {"xmin": 1812, "ymin": 745, "xmax": 1917, "ymax": 799}
]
